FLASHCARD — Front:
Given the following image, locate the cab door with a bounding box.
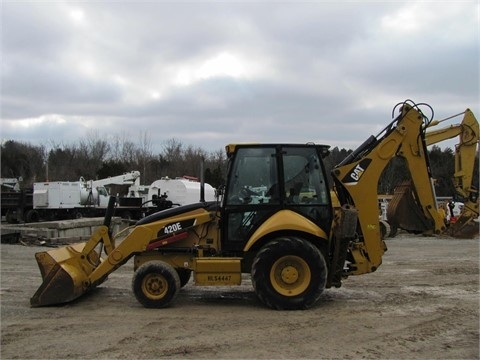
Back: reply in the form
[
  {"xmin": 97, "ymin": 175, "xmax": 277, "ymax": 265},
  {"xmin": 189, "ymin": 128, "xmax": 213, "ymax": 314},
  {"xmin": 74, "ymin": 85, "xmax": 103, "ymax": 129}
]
[
  {"xmin": 222, "ymin": 146, "xmax": 280, "ymax": 252},
  {"xmin": 280, "ymin": 146, "xmax": 333, "ymax": 233}
]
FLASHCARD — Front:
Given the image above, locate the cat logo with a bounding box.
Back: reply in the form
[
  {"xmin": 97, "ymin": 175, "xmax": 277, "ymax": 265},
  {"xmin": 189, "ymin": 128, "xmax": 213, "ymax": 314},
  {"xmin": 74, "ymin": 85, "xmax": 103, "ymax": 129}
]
[
  {"xmin": 350, "ymin": 163, "xmax": 365, "ymax": 181},
  {"xmin": 341, "ymin": 159, "xmax": 372, "ymax": 185}
]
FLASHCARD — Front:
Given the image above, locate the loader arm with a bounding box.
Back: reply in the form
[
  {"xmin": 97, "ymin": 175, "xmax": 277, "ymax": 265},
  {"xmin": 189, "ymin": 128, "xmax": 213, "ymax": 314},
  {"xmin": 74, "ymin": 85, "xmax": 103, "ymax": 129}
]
[
  {"xmin": 332, "ymin": 101, "xmax": 446, "ymax": 276},
  {"xmin": 31, "ymin": 201, "xmax": 217, "ymax": 307},
  {"xmin": 88, "ymin": 206, "xmax": 214, "ymax": 286}
]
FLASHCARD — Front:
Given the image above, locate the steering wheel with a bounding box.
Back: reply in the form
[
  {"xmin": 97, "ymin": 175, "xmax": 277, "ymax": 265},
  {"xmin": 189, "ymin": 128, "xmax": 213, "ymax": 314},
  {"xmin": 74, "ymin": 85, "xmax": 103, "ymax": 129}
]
[{"xmin": 228, "ymin": 187, "xmax": 255, "ymax": 204}]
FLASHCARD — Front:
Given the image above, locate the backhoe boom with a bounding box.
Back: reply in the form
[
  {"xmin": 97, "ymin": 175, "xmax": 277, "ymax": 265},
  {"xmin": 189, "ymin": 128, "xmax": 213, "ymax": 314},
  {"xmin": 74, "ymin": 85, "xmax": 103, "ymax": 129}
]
[{"xmin": 332, "ymin": 102, "xmax": 446, "ymax": 276}]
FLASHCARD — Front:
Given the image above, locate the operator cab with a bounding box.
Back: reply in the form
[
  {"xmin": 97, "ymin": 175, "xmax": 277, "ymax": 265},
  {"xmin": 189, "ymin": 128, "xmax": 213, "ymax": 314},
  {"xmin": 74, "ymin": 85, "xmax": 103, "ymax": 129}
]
[{"xmin": 221, "ymin": 144, "xmax": 333, "ymax": 252}]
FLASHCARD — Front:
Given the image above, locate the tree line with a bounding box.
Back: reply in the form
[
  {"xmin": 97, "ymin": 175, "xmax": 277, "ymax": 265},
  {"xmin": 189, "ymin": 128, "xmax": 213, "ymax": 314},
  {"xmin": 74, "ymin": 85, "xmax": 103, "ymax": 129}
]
[
  {"xmin": 1, "ymin": 133, "xmax": 226, "ymax": 189},
  {"xmin": 1, "ymin": 135, "xmax": 477, "ymax": 199}
]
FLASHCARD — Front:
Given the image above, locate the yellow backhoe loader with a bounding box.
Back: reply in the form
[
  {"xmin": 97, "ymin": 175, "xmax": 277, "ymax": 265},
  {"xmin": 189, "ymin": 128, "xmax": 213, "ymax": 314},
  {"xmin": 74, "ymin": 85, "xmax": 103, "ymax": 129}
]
[
  {"xmin": 387, "ymin": 109, "xmax": 479, "ymax": 238},
  {"xmin": 31, "ymin": 101, "xmax": 463, "ymax": 310}
]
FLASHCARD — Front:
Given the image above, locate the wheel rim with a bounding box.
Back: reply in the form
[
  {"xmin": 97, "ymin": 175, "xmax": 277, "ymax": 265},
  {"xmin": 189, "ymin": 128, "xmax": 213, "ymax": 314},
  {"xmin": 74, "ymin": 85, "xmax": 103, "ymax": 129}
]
[
  {"xmin": 142, "ymin": 273, "xmax": 168, "ymax": 300},
  {"xmin": 270, "ymin": 255, "xmax": 311, "ymax": 296}
]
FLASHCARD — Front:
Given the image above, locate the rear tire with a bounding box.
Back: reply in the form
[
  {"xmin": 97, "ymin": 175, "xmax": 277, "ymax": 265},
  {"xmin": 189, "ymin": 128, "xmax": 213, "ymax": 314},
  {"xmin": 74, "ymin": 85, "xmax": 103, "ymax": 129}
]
[
  {"xmin": 132, "ymin": 261, "xmax": 180, "ymax": 308},
  {"xmin": 5, "ymin": 210, "xmax": 16, "ymax": 224},
  {"xmin": 251, "ymin": 236, "xmax": 327, "ymax": 310},
  {"xmin": 25, "ymin": 209, "xmax": 40, "ymax": 223}
]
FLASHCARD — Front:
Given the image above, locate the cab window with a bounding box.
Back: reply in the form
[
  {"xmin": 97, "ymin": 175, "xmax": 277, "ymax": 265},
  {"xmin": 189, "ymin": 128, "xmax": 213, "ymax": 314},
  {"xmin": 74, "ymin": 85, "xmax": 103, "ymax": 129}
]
[
  {"xmin": 282, "ymin": 148, "xmax": 328, "ymax": 205},
  {"xmin": 226, "ymin": 147, "xmax": 279, "ymax": 205}
]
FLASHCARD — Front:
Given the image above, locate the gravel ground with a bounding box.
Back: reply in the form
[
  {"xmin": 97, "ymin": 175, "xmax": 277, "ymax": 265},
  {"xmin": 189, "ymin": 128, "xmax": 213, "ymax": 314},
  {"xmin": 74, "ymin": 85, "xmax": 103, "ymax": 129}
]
[{"xmin": 1, "ymin": 233, "xmax": 478, "ymax": 359}]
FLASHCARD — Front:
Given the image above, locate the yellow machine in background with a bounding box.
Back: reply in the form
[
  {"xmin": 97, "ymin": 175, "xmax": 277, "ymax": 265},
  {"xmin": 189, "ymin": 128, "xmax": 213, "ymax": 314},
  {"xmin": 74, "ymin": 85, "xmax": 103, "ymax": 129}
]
[
  {"xmin": 387, "ymin": 109, "xmax": 479, "ymax": 238},
  {"xmin": 31, "ymin": 101, "xmax": 471, "ymax": 310}
]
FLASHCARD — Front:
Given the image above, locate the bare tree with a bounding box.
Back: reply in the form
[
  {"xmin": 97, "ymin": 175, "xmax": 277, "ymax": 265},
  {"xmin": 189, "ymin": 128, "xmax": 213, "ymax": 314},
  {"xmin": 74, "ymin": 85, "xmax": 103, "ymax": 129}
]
[
  {"xmin": 205, "ymin": 148, "xmax": 227, "ymax": 187},
  {"xmin": 161, "ymin": 138, "xmax": 184, "ymax": 177},
  {"xmin": 136, "ymin": 130, "xmax": 154, "ymax": 183},
  {"xmin": 47, "ymin": 143, "xmax": 79, "ymax": 181},
  {"xmin": 78, "ymin": 130, "xmax": 111, "ymax": 179}
]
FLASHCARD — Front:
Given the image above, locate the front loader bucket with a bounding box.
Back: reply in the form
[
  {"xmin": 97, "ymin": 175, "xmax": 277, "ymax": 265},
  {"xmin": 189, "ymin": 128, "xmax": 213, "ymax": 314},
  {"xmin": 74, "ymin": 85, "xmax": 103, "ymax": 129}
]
[
  {"xmin": 30, "ymin": 242, "xmax": 100, "ymax": 307},
  {"xmin": 31, "ymin": 197, "xmax": 116, "ymax": 307}
]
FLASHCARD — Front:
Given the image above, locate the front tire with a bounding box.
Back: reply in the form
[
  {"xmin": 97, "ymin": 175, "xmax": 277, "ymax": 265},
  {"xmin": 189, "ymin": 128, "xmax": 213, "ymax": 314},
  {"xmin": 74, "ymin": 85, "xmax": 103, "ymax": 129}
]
[
  {"xmin": 251, "ymin": 236, "xmax": 327, "ymax": 310},
  {"xmin": 132, "ymin": 261, "xmax": 180, "ymax": 308}
]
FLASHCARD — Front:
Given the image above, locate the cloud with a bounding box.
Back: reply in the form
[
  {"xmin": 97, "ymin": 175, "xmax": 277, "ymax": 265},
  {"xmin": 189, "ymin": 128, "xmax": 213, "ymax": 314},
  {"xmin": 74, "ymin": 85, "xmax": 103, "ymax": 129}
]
[{"xmin": 1, "ymin": 1, "xmax": 478, "ymax": 154}]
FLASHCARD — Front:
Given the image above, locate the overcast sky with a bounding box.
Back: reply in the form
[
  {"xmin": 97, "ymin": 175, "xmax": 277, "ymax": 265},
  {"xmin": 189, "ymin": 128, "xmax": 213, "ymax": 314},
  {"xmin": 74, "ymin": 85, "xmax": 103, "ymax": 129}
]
[{"xmin": 1, "ymin": 1, "xmax": 479, "ymax": 155}]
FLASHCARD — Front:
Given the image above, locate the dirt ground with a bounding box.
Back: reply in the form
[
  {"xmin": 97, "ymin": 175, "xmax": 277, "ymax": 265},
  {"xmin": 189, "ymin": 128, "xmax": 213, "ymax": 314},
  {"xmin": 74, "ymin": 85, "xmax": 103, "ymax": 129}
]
[{"xmin": 1, "ymin": 233, "xmax": 478, "ymax": 359}]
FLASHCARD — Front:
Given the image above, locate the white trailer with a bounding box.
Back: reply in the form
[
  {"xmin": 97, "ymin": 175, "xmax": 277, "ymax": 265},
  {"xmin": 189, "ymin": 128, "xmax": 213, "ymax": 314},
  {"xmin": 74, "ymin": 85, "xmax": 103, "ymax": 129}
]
[
  {"xmin": 34, "ymin": 181, "xmax": 110, "ymax": 208},
  {"xmin": 31, "ymin": 181, "xmax": 110, "ymax": 221},
  {"xmin": 29, "ymin": 171, "xmax": 142, "ymax": 222},
  {"xmin": 146, "ymin": 177, "xmax": 216, "ymax": 206}
]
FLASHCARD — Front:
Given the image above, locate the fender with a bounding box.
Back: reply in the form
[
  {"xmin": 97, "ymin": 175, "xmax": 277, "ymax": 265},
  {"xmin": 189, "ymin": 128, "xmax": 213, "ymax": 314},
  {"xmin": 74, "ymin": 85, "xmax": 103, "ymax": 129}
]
[{"xmin": 243, "ymin": 209, "xmax": 328, "ymax": 251}]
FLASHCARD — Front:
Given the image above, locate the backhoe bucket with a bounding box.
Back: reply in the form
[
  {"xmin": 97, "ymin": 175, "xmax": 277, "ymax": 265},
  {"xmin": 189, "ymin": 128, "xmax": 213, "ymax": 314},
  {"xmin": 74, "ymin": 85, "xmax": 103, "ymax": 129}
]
[
  {"xmin": 30, "ymin": 242, "xmax": 100, "ymax": 307},
  {"xmin": 448, "ymin": 215, "xmax": 479, "ymax": 239},
  {"xmin": 387, "ymin": 181, "xmax": 432, "ymax": 233}
]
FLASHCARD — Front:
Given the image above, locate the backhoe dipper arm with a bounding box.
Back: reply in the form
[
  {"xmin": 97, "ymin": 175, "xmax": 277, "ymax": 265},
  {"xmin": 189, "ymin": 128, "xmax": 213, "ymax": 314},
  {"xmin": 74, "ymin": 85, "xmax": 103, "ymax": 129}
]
[
  {"xmin": 332, "ymin": 101, "xmax": 446, "ymax": 276},
  {"xmin": 424, "ymin": 109, "xmax": 479, "ymax": 237}
]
